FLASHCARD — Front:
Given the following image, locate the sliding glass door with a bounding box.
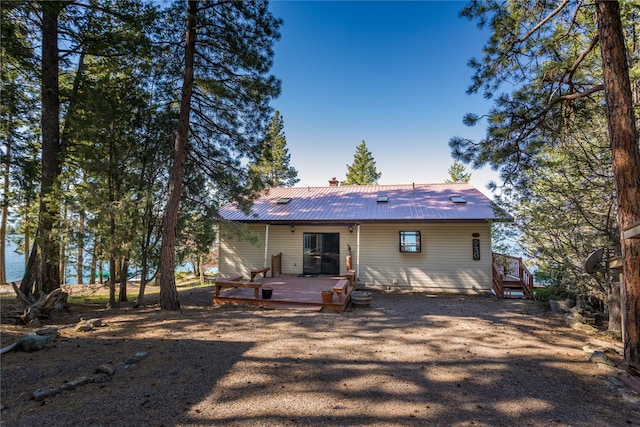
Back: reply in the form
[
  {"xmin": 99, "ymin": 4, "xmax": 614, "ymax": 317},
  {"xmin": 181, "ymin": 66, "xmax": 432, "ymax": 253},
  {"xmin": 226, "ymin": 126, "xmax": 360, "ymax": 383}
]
[{"xmin": 303, "ymin": 233, "xmax": 340, "ymax": 275}]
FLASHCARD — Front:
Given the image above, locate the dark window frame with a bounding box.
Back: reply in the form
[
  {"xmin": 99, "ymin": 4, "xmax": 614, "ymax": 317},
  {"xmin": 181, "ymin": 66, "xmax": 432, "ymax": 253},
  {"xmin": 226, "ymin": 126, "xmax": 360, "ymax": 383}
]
[{"xmin": 399, "ymin": 231, "xmax": 421, "ymax": 253}]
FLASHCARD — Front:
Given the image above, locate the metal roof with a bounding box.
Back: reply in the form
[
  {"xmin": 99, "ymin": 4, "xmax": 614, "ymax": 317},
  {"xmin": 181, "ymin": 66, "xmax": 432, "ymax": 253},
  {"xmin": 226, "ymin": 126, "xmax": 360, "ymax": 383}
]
[{"xmin": 219, "ymin": 183, "xmax": 504, "ymax": 223}]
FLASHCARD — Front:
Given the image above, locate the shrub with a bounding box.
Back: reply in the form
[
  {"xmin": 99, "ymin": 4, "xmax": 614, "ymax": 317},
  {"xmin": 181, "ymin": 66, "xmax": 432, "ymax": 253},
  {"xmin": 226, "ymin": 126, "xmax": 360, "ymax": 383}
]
[{"xmin": 533, "ymin": 284, "xmax": 570, "ymax": 307}]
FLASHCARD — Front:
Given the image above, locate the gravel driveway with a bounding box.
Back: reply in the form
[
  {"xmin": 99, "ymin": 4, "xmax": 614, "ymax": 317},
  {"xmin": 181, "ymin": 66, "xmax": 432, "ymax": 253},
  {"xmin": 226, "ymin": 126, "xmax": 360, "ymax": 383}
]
[{"xmin": 1, "ymin": 286, "xmax": 638, "ymax": 426}]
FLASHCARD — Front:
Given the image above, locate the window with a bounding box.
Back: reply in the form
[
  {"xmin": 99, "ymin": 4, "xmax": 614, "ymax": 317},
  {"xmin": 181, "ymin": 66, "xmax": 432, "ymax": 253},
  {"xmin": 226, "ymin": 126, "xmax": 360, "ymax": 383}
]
[
  {"xmin": 377, "ymin": 195, "xmax": 389, "ymax": 203},
  {"xmin": 276, "ymin": 197, "xmax": 291, "ymax": 204},
  {"xmin": 449, "ymin": 196, "xmax": 466, "ymax": 204},
  {"xmin": 399, "ymin": 231, "xmax": 421, "ymax": 253}
]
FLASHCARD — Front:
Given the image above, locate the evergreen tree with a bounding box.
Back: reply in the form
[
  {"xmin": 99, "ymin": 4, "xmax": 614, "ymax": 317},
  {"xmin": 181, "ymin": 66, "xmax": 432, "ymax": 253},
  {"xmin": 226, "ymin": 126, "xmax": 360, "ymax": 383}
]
[
  {"xmin": 450, "ymin": 0, "xmax": 639, "ymax": 366},
  {"xmin": 158, "ymin": 0, "xmax": 281, "ymax": 310},
  {"xmin": 0, "ymin": 1, "xmax": 39, "ymax": 287},
  {"xmin": 445, "ymin": 161, "xmax": 471, "ymax": 183},
  {"xmin": 342, "ymin": 140, "xmax": 381, "ymax": 185},
  {"xmin": 249, "ymin": 111, "xmax": 299, "ymax": 187},
  {"xmin": 4, "ymin": 0, "xmax": 159, "ymax": 300},
  {"xmin": 498, "ymin": 112, "xmax": 621, "ymax": 332}
]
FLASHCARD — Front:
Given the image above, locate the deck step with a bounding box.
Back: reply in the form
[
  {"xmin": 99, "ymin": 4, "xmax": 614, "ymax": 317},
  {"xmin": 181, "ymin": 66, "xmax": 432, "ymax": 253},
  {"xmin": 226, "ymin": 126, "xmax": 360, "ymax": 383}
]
[{"xmin": 264, "ymin": 304, "xmax": 323, "ymax": 311}]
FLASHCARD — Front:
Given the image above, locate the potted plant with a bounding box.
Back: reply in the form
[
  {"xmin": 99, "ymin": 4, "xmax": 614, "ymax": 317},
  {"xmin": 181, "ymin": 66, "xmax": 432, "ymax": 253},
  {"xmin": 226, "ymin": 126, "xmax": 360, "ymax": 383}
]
[{"xmin": 321, "ymin": 289, "xmax": 333, "ymax": 303}]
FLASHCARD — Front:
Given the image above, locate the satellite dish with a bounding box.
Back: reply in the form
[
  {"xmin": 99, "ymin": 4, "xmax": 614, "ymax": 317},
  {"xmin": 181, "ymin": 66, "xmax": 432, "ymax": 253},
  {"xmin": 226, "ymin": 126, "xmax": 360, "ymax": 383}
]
[{"xmin": 584, "ymin": 248, "xmax": 604, "ymax": 274}]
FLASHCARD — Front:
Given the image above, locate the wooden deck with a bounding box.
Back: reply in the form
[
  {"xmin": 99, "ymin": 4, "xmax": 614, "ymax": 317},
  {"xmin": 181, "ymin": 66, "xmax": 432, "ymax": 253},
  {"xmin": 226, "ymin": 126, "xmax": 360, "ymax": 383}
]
[
  {"xmin": 212, "ymin": 275, "xmax": 354, "ymax": 312},
  {"xmin": 213, "ymin": 275, "xmax": 354, "ymax": 311}
]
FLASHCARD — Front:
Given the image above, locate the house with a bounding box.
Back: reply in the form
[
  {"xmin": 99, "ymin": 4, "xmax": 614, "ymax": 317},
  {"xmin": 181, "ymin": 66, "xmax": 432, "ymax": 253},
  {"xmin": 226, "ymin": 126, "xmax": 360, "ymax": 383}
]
[{"xmin": 218, "ymin": 180, "xmax": 505, "ymax": 295}]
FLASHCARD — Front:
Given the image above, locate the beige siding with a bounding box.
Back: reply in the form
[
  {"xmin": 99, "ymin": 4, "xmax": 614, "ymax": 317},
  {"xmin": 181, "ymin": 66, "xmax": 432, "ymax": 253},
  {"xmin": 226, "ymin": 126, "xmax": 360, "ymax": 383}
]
[
  {"xmin": 219, "ymin": 224, "xmax": 266, "ymax": 278},
  {"xmin": 220, "ymin": 224, "xmax": 357, "ymax": 277},
  {"xmin": 220, "ymin": 222, "xmax": 491, "ymax": 294},
  {"xmin": 358, "ymin": 223, "xmax": 492, "ymax": 294}
]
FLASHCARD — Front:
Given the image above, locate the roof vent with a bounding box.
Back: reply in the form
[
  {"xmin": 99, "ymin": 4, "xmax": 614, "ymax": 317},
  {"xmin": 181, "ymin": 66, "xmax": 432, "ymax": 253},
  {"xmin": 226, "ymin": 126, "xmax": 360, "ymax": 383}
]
[
  {"xmin": 449, "ymin": 196, "xmax": 466, "ymax": 204},
  {"xmin": 276, "ymin": 197, "xmax": 291, "ymax": 204},
  {"xmin": 377, "ymin": 195, "xmax": 389, "ymax": 203}
]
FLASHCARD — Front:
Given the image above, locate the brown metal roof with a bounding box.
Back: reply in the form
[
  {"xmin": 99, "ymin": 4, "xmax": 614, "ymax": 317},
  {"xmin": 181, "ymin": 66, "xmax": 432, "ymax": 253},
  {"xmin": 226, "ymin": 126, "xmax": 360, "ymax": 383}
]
[{"xmin": 219, "ymin": 183, "xmax": 504, "ymax": 223}]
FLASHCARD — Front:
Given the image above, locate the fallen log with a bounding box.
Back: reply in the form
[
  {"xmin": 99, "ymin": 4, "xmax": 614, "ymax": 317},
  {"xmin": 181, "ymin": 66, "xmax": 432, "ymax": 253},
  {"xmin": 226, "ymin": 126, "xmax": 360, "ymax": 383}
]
[{"xmin": 0, "ymin": 331, "xmax": 58, "ymax": 354}]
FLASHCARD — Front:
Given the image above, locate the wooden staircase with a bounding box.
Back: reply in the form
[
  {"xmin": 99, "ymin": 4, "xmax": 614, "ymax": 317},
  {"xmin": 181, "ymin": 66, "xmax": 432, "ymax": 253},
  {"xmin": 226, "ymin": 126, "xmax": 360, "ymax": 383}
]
[{"xmin": 492, "ymin": 253, "xmax": 534, "ymax": 299}]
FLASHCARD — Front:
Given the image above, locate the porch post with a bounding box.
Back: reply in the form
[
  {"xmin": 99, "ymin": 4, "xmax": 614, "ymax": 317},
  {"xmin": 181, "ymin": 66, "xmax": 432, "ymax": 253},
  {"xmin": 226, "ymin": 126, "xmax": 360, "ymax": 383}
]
[
  {"xmin": 264, "ymin": 224, "xmax": 269, "ymax": 268},
  {"xmin": 356, "ymin": 223, "xmax": 360, "ymax": 282}
]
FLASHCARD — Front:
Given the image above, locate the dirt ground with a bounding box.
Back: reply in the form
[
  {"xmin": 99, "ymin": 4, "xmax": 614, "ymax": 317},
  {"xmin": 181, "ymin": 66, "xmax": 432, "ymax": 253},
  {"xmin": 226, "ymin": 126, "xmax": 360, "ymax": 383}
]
[{"xmin": 1, "ymin": 283, "xmax": 639, "ymax": 427}]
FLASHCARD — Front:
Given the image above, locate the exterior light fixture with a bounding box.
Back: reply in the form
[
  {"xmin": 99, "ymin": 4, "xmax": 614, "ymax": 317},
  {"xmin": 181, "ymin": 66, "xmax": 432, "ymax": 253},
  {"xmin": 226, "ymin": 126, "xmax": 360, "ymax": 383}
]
[
  {"xmin": 348, "ymin": 225, "xmax": 353, "ymax": 233},
  {"xmin": 291, "ymin": 225, "xmax": 295, "ymax": 233}
]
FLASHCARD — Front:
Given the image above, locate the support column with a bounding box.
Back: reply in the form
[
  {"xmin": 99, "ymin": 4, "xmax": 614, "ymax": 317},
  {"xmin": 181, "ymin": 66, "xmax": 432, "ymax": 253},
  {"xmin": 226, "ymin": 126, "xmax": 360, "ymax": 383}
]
[
  {"xmin": 356, "ymin": 224, "xmax": 360, "ymax": 284},
  {"xmin": 264, "ymin": 224, "xmax": 270, "ymax": 268}
]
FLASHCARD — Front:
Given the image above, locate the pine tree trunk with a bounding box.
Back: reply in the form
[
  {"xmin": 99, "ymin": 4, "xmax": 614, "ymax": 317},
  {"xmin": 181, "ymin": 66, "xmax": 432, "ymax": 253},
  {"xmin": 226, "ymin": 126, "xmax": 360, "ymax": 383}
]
[
  {"xmin": 596, "ymin": 0, "xmax": 640, "ymax": 368},
  {"xmin": 24, "ymin": 199, "xmax": 30, "ymax": 268},
  {"xmin": 59, "ymin": 200, "xmax": 67, "ymax": 285},
  {"xmin": 0, "ymin": 131, "xmax": 9, "ymax": 286},
  {"xmin": 89, "ymin": 239, "xmax": 96, "ymax": 285},
  {"xmin": 21, "ymin": 2, "xmax": 64, "ymax": 296},
  {"xmin": 134, "ymin": 254, "xmax": 149, "ymax": 308},
  {"xmin": 109, "ymin": 254, "xmax": 116, "ymax": 307},
  {"xmin": 158, "ymin": 0, "xmax": 198, "ymax": 311},
  {"xmin": 134, "ymin": 209, "xmax": 154, "ymax": 307},
  {"xmin": 607, "ymin": 282, "xmax": 622, "ymax": 334},
  {"xmin": 77, "ymin": 211, "xmax": 84, "ymax": 284},
  {"xmin": 118, "ymin": 258, "xmax": 128, "ymax": 302}
]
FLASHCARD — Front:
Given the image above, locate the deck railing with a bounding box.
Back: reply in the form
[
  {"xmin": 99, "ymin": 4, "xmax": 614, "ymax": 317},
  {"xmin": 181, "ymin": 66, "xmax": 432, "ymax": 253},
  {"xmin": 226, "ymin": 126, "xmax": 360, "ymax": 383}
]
[
  {"xmin": 271, "ymin": 252, "xmax": 282, "ymax": 277},
  {"xmin": 492, "ymin": 253, "xmax": 534, "ymax": 299}
]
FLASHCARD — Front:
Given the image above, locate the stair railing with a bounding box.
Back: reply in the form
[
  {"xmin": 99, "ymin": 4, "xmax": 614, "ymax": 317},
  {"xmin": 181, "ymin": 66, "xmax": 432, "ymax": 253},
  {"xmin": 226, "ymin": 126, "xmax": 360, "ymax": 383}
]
[
  {"xmin": 492, "ymin": 253, "xmax": 535, "ymax": 299},
  {"xmin": 492, "ymin": 253, "xmax": 505, "ymax": 298}
]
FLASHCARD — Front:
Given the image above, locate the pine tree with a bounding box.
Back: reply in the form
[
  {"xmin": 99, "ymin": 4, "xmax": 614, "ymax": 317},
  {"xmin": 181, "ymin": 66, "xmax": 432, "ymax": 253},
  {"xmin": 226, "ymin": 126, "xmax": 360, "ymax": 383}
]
[
  {"xmin": 445, "ymin": 161, "xmax": 471, "ymax": 183},
  {"xmin": 158, "ymin": 0, "xmax": 281, "ymax": 310},
  {"xmin": 0, "ymin": 1, "xmax": 39, "ymax": 288},
  {"xmin": 250, "ymin": 111, "xmax": 299, "ymax": 187},
  {"xmin": 450, "ymin": 0, "xmax": 639, "ymax": 367},
  {"xmin": 342, "ymin": 141, "xmax": 381, "ymax": 185}
]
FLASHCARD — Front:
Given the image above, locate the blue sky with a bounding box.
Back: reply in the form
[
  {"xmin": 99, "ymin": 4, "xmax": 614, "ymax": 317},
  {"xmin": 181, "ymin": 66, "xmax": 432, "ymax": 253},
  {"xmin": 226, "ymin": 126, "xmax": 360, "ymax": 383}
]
[{"xmin": 267, "ymin": 0, "xmax": 499, "ymax": 195}]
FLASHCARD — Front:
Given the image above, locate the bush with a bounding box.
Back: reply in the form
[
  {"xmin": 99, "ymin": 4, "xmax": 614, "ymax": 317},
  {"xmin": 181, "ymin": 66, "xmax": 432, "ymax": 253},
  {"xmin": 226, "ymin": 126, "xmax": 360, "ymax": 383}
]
[
  {"xmin": 175, "ymin": 271, "xmax": 190, "ymax": 280},
  {"xmin": 534, "ymin": 284, "xmax": 570, "ymax": 306}
]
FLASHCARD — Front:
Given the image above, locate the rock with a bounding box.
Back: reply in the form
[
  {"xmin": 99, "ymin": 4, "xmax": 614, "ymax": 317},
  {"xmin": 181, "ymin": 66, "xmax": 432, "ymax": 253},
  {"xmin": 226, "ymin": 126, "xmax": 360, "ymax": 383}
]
[
  {"xmin": 124, "ymin": 351, "xmax": 149, "ymax": 364},
  {"xmin": 589, "ymin": 351, "xmax": 615, "ymax": 366},
  {"xmin": 15, "ymin": 333, "xmax": 56, "ymax": 352},
  {"xmin": 36, "ymin": 327, "xmax": 59, "ymax": 336},
  {"xmin": 86, "ymin": 318, "xmax": 102, "ymax": 328},
  {"xmin": 31, "ymin": 386, "xmax": 62, "ymax": 401},
  {"xmin": 96, "ymin": 364, "xmax": 116, "ymax": 376},
  {"xmin": 571, "ymin": 322, "xmax": 598, "ymax": 335},
  {"xmin": 563, "ymin": 312, "xmax": 598, "ymax": 335},
  {"xmin": 75, "ymin": 321, "xmax": 93, "ymax": 332},
  {"xmin": 60, "ymin": 376, "xmax": 93, "ymax": 390},
  {"xmin": 550, "ymin": 298, "xmax": 576, "ymax": 313},
  {"xmin": 75, "ymin": 318, "xmax": 101, "ymax": 332},
  {"xmin": 91, "ymin": 373, "xmax": 110, "ymax": 383}
]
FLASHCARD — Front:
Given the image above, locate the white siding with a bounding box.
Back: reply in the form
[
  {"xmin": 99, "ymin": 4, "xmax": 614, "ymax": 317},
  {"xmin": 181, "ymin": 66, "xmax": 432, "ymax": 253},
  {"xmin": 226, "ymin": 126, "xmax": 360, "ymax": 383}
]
[{"xmin": 220, "ymin": 222, "xmax": 491, "ymax": 294}]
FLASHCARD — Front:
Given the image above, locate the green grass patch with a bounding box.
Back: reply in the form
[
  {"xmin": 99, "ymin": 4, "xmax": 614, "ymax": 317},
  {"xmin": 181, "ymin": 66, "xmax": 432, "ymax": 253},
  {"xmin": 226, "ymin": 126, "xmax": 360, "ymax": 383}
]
[{"xmin": 1, "ymin": 276, "xmax": 211, "ymax": 305}]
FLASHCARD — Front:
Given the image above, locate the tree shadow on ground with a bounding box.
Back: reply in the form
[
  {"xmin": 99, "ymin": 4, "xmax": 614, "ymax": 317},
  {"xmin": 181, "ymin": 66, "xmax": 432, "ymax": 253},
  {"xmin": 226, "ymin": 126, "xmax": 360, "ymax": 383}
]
[{"xmin": 1, "ymin": 287, "xmax": 637, "ymax": 426}]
